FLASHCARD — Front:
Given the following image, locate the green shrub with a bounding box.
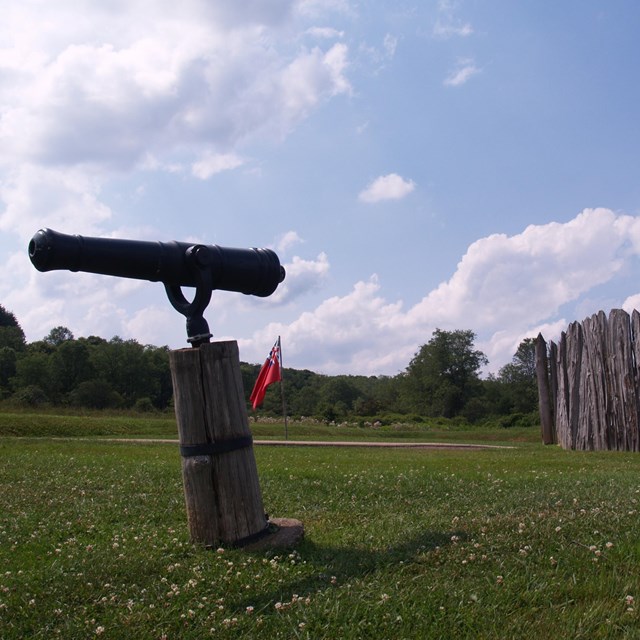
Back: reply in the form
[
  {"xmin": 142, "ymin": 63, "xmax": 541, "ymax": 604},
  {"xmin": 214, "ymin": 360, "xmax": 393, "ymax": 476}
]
[
  {"xmin": 498, "ymin": 412, "xmax": 538, "ymax": 428},
  {"xmin": 11, "ymin": 385, "xmax": 48, "ymax": 407},
  {"xmin": 68, "ymin": 380, "xmax": 122, "ymax": 409},
  {"xmin": 134, "ymin": 397, "xmax": 156, "ymax": 413}
]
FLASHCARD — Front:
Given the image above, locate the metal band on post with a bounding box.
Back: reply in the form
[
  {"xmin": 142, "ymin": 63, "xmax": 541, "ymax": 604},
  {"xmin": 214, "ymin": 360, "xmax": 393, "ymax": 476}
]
[{"xmin": 179, "ymin": 436, "xmax": 253, "ymax": 457}]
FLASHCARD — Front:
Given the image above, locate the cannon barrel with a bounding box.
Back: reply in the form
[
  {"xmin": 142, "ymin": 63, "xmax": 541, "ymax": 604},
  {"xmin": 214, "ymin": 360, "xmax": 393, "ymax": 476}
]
[{"xmin": 28, "ymin": 228, "xmax": 285, "ymax": 297}]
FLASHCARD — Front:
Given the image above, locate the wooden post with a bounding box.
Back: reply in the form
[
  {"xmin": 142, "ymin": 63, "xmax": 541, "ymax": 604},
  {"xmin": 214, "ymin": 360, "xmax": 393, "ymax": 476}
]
[
  {"xmin": 549, "ymin": 340, "xmax": 558, "ymax": 432},
  {"xmin": 555, "ymin": 331, "xmax": 570, "ymax": 449},
  {"xmin": 608, "ymin": 309, "xmax": 639, "ymax": 451},
  {"xmin": 631, "ymin": 310, "xmax": 640, "ymax": 452},
  {"xmin": 169, "ymin": 341, "xmax": 268, "ymax": 547},
  {"xmin": 566, "ymin": 320, "xmax": 583, "ymax": 450},
  {"xmin": 535, "ymin": 333, "xmax": 555, "ymax": 445}
]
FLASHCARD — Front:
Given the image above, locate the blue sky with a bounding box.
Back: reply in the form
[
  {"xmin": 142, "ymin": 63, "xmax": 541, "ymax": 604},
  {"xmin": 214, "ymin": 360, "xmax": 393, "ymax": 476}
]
[{"xmin": 2, "ymin": 0, "xmax": 640, "ymax": 375}]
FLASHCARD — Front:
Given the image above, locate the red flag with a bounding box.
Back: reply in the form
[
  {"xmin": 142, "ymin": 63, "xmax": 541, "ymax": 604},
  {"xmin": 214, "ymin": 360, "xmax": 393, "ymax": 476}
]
[{"xmin": 249, "ymin": 337, "xmax": 281, "ymax": 410}]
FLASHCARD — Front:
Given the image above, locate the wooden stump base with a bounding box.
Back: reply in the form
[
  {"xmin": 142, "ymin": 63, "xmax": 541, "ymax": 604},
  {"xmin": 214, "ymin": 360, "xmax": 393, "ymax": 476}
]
[
  {"xmin": 170, "ymin": 341, "xmax": 270, "ymax": 547},
  {"xmin": 240, "ymin": 518, "xmax": 304, "ymax": 552}
]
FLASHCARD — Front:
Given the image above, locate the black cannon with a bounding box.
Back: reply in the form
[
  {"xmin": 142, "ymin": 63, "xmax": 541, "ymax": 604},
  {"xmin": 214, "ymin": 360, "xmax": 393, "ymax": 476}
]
[{"xmin": 29, "ymin": 228, "xmax": 285, "ymax": 346}]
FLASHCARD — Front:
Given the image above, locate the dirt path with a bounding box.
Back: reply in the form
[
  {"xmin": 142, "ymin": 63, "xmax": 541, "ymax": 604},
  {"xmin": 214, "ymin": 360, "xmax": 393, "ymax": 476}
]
[
  {"xmin": 82, "ymin": 438, "xmax": 513, "ymax": 450},
  {"xmin": 256, "ymin": 440, "xmax": 512, "ymax": 449}
]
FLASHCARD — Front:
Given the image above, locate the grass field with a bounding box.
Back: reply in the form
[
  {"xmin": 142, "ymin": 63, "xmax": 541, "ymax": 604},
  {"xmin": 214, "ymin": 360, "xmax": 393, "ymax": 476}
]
[
  {"xmin": 1, "ymin": 415, "xmax": 639, "ymax": 638},
  {"xmin": 0, "ymin": 410, "xmax": 538, "ymax": 445}
]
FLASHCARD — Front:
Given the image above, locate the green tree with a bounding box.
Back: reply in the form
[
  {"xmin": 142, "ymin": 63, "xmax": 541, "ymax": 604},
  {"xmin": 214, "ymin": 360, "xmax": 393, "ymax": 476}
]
[
  {"xmin": 12, "ymin": 351, "xmax": 52, "ymax": 393},
  {"xmin": 88, "ymin": 337, "xmax": 166, "ymax": 408},
  {"xmin": 0, "ymin": 346, "xmax": 17, "ymax": 394},
  {"xmin": 316, "ymin": 376, "xmax": 363, "ymax": 421},
  {"xmin": 496, "ymin": 338, "xmax": 538, "ymax": 413},
  {"xmin": 44, "ymin": 326, "xmax": 74, "ymax": 346},
  {"xmin": 285, "ymin": 371, "xmax": 321, "ymax": 418},
  {"xmin": 0, "ymin": 305, "xmax": 26, "ymax": 352},
  {"xmin": 143, "ymin": 345, "xmax": 172, "ymax": 409},
  {"xmin": 49, "ymin": 339, "xmax": 95, "ymax": 398},
  {"xmin": 402, "ymin": 329, "xmax": 488, "ymax": 417}
]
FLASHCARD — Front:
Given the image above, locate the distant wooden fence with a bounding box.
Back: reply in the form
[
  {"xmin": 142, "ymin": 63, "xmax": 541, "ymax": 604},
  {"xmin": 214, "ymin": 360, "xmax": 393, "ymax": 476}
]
[{"xmin": 536, "ymin": 309, "xmax": 640, "ymax": 451}]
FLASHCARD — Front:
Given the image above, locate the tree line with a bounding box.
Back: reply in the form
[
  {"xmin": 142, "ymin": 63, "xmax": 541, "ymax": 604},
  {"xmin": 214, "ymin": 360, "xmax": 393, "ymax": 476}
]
[{"xmin": 0, "ymin": 305, "xmax": 538, "ymax": 424}]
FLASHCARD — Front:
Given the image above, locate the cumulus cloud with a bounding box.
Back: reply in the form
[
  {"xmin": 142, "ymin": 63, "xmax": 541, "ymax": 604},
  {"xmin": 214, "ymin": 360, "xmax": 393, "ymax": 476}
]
[
  {"xmin": 0, "ymin": 165, "xmax": 113, "ymax": 240},
  {"xmin": 0, "ymin": 8, "xmax": 351, "ymax": 169},
  {"xmin": 444, "ymin": 58, "xmax": 480, "ymax": 86},
  {"xmin": 0, "ymin": 0, "xmax": 357, "ymax": 355},
  {"xmin": 405, "ymin": 208, "xmax": 634, "ymax": 330},
  {"xmin": 12, "ymin": 206, "xmax": 640, "ymax": 375},
  {"xmin": 358, "ymin": 173, "xmax": 415, "ymax": 203},
  {"xmin": 241, "ymin": 208, "xmax": 640, "ymax": 374},
  {"xmin": 124, "ymin": 305, "xmax": 177, "ymax": 346},
  {"xmin": 270, "ymin": 253, "xmax": 330, "ymax": 303},
  {"xmin": 240, "ymin": 275, "xmax": 409, "ymax": 372},
  {"xmin": 0, "ymin": 0, "xmax": 351, "ymax": 235},
  {"xmin": 622, "ymin": 293, "xmax": 640, "ymax": 314},
  {"xmin": 276, "ymin": 231, "xmax": 304, "ymax": 254}
]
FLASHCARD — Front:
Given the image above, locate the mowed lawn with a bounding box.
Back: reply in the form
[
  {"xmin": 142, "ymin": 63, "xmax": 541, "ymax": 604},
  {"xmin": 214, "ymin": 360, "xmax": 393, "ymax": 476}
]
[{"xmin": 0, "ymin": 436, "xmax": 639, "ymax": 639}]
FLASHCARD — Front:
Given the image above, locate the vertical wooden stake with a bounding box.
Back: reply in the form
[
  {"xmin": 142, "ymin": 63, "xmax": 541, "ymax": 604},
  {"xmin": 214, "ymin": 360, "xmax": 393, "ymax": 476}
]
[
  {"xmin": 169, "ymin": 340, "xmax": 268, "ymax": 547},
  {"xmin": 535, "ymin": 333, "xmax": 555, "ymax": 445}
]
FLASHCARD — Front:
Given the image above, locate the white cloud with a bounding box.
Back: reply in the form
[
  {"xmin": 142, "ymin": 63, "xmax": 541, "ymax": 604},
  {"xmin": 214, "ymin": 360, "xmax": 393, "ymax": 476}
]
[
  {"xmin": 358, "ymin": 33, "xmax": 398, "ymax": 70},
  {"xmin": 0, "ymin": 10, "xmax": 351, "ymax": 169},
  {"xmin": 277, "ymin": 43, "xmax": 351, "ymax": 128},
  {"xmin": 0, "ymin": 165, "xmax": 112, "ymax": 241},
  {"xmin": 276, "ymin": 231, "xmax": 304, "ymax": 254},
  {"xmin": 240, "ymin": 208, "xmax": 640, "ymax": 374},
  {"xmin": 124, "ymin": 306, "xmax": 177, "ymax": 346},
  {"xmin": 358, "ymin": 173, "xmax": 416, "ymax": 203},
  {"xmin": 270, "ymin": 253, "xmax": 330, "ymax": 303},
  {"xmin": 306, "ymin": 26, "xmax": 344, "ymax": 39},
  {"xmin": 404, "ymin": 208, "xmax": 636, "ymax": 331},
  {"xmin": 444, "ymin": 58, "xmax": 480, "ymax": 86},
  {"xmin": 298, "ymin": 0, "xmax": 352, "ymax": 19},
  {"xmin": 191, "ymin": 152, "xmax": 245, "ymax": 180},
  {"xmin": 433, "ymin": 20, "xmax": 473, "ymax": 39},
  {"xmin": 434, "ymin": 0, "xmax": 473, "ymax": 39},
  {"xmin": 0, "ymin": 0, "xmax": 352, "ymax": 240},
  {"xmin": 240, "ymin": 275, "xmax": 409, "ymax": 373},
  {"xmin": 622, "ymin": 293, "xmax": 640, "ymax": 314},
  {"xmin": 12, "ymin": 206, "xmax": 640, "ymax": 375},
  {"xmin": 383, "ymin": 34, "xmax": 398, "ymax": 58}
]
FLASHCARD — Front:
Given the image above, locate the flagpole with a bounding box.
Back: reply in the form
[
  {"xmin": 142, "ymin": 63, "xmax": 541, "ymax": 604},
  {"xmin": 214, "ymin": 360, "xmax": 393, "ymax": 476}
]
[{"xmin": 278, "ymin": 335, "xmax": 289, "ymax": 440}]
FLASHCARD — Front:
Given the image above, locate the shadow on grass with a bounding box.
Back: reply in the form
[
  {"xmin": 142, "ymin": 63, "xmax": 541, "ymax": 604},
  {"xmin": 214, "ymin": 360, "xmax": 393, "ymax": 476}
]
[{"xmin": 230, "ymin": 528, "xmax": 465, "ymax": 613}]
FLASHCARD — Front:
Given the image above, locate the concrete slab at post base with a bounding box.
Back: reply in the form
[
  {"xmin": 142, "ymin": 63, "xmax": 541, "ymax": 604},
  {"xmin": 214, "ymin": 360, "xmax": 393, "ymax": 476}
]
[{"xmin": 240, "ymin": 518, "xmax": 304, "ymax": 552}]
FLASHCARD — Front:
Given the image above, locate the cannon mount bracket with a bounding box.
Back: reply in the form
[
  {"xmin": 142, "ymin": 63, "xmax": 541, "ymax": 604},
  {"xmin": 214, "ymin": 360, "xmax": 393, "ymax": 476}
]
[{"xmin": 164, "ymin": 245, "xmax": 213, "ymax": 347}]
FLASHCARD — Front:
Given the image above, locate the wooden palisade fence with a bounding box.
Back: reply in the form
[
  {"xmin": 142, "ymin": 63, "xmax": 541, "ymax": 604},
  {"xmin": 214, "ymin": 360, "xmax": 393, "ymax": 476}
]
[{"xmin": 536, "ymin": 309, "xmax": 640, "ymax": 451}]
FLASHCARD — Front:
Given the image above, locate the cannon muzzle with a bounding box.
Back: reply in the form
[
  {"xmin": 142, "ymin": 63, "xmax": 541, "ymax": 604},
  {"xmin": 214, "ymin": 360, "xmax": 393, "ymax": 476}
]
[{"xmin": 29, "ymin": 228, "xmax": 286, "ymax": 345}]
